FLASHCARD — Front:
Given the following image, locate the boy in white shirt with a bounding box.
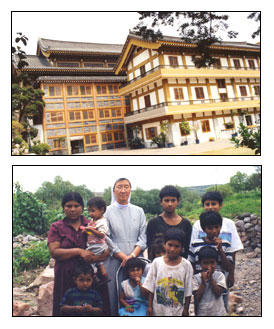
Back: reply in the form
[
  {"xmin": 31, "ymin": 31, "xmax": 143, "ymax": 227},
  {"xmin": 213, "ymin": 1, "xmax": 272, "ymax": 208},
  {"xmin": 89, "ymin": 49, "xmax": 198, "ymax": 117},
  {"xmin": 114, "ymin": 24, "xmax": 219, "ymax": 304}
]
[{"xmin": 143, "ymin": 228, "xmax": 193, "ymax": 316}]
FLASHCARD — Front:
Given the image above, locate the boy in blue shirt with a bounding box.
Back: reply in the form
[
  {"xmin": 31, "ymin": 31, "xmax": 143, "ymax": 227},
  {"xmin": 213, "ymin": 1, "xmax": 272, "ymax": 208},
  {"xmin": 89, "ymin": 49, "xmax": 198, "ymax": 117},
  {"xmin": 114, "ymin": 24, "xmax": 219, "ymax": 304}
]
[{"xmin": 60, "ymin": 263, "xmax": 103, "ymax": 316}]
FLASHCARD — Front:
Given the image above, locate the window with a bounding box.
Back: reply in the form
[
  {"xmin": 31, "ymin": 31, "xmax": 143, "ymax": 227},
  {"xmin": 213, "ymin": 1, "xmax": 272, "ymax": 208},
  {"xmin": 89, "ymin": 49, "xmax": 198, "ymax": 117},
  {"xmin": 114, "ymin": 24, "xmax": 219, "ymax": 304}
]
[
  {"xmin": 254, "ymin": 85, "xmax": 260, "ymax": 95},
  {"xmin": 83, "ymin": 110, "xmax": 94, "ymax": 120},
  {"xmin": 245, "ymin": 115, "xmax": 253, "ymax": 126},
  {"xmin": 44, "ymin": 85, "xmax": 62, "ymax": 97},
  {"xmin": 195, "ymin": 87, "xmax": 205, "ymax": 99},
  {"xmin": 224, "ymin": 121, "xmax": 235, "ymax": 130},
  {"xmin": 144, "ymin": 95, "xmax": 151, "ymax": 108},
  {"xmin": 233, "ymin": 59, "xmax": 241, "ymax": 69},
  {"xmin": 102, "ymin": 133, "xmax": 112, "ymax": 142},
  {"xmin": 85, "ymin": 134, "xmax": 97, "ymax": 145},
  {"xmin": 239, "ymin": 86, "xmax": 247, "ymax": 97},
  {"xmin": 174, "ymin": 88, "xmax": 184, "ymax": 100},
  {"xmin": 220, "ymin": 93, "xmax": 228, "ymax": 102},
  {"xmin": 57, "ymin": 62, "xmax": 80, "ymax": 67},
  {"xmin": 80, "ymin": 86, "xmax": 92, "ymax": 95},
  {"xmin": 140, "ymin": 65, "xmax": 146, "ymax": 76},
  {"xmin": 213, "ymin": 59, "xmax": 221, "ymax": 69},
  {"xmin": 96, "ymin": 85, "xmax": 107, "ymax": 95},
  {"xmin": 53, "ymin": 139, "xmax": 62, "ymax": 149},
  {"xmin": 248, "ymin": 60, "xmax": 255, "ymax": 69},
  {"xmin": 84, "ymin": 62, "xmax": 104, "ymax": 67},
  {"xmin": 67, "ymin": 86, "xmax": 79, "ymax": 96},
  {"xmin": 216, "ymin": 79, "xmax": 226, "ymax": 89},
  {"xmin": 201, "ymin": 120, "xmax": 211, "ymax": 133},
  {"xmin": 50, "ymin": 112, "xmax": 64, "ymax": 123},
  {"xmin": 69, "ymin": 111, "xmax": 81, "ymax": 121},
  {"xmin": 145, "ymin": 127, "xmax": 158, "ymax": 140},
  {"xmin": 168, "ymin": 56, "xmax": 179, "ymax": 68}
]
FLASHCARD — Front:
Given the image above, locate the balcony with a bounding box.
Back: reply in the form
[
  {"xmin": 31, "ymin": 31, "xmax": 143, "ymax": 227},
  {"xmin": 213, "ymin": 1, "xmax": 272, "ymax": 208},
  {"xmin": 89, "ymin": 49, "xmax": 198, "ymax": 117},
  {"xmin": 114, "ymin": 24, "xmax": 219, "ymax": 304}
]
[
  {"xmin": 124, "ymin": 96, "xmax": 260, "ymax": 124},
  {"xmin": 119, "ymin": 64, "xmax": 260, "ymax": 95}
]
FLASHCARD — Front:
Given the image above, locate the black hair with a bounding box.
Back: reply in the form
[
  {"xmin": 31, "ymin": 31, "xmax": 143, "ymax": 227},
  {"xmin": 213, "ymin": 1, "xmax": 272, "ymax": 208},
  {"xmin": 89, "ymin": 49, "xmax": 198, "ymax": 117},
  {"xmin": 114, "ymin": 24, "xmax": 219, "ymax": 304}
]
[
  {"xmin": 199, "ymin": 211, "xmax": 223, "ymax": 232},
  {"xmin": 151, "ymin": 237, "xmax": 166, "ymax": 259},
  {"xmin": 113, "ymin": 178, "xmax": 132, "ymax": 191},
  {"xmin": 87, "ymin": 197, "xmax": 107, "ymax": 213},
  {"xmin": 197, "ymin": 246, "xmax": 218, "ymax": 263},
  {"xmin": 159, "ymin": 185, "xmax": 181, "ymax": 201},
  {"xmin": 164, "ymin": 228, "xmax": 185, "ymax": 246},
  {"xmin": 61, "ymin": 191, "xmax": 84, "ymax": 209},
  {"xmin": 124, "ymin": 258, "xmax": 146, "ymax": 276},
  {"xmin": 201, "ymin": 191, "xmax": 223, "ymax": 206},
  {"xmin": 73, "ymin": 262, "xmax": 95, "ymax": 278}
]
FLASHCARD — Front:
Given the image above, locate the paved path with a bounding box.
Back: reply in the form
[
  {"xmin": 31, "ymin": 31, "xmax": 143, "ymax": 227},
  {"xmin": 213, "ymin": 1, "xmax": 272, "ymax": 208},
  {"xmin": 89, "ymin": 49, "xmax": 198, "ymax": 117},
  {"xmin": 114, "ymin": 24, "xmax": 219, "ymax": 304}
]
[{"xmin": 76, "ymin": 139, "xmax": 235, "ymax": 155}]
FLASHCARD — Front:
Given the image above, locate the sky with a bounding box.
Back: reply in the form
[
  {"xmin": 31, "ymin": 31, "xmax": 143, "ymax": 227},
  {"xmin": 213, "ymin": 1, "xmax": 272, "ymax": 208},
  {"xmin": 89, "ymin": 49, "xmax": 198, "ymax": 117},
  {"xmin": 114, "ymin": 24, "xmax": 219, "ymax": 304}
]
[
  {"xmin": 12, "ymin": 165, "xmax": 257, "ymax": 193},
  {"xmin": 11, "ymin": 11, "xmax": 260, "ymax": 55}
]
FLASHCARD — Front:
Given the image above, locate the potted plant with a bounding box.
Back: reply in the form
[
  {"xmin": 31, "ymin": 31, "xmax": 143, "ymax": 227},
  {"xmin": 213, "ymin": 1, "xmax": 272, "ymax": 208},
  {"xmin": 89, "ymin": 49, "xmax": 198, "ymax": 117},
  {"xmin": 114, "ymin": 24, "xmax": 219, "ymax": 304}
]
[
  {"xmin": 180, "ymin": 121, "xmax": 191, "ymax": 145},
  {"xmin": 128, "ymin": 126, "xmax": 144, "ymax": 149},
  {"xmin": 191, "ymin": 121, "xmax": 200, "ymax": 144}
]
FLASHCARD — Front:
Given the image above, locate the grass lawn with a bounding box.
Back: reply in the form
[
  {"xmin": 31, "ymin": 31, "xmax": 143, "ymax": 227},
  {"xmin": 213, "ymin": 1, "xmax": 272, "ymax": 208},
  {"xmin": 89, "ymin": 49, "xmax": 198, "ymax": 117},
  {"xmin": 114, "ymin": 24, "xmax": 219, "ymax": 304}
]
[{"xmin": 191, "ymin": 147, "xmax": 257, "ymax": 155}]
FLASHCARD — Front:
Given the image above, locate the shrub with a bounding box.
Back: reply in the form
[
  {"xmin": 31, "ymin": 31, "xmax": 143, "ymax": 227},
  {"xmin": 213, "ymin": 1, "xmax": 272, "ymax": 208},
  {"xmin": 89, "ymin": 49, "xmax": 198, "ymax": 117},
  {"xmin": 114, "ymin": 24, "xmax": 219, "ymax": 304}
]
[
  {"xmin": 31, "ymin": 142, "xmax": 50, "ymax": 155},
  {"xmin": 13, "ymin": 240, "xmax": 50, "ymax": 275}
]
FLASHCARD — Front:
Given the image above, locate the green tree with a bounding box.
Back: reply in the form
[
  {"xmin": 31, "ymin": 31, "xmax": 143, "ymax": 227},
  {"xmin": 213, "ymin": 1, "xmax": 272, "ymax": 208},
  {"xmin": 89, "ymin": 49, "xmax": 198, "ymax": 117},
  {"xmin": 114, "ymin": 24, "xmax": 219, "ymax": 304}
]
[
  {"xmin": 35, "ymin": 176, "xmax": 94, "ymax": 209},
  {"xmin": 206, "ymin": 184, "xmax": 234, "ymax": 199},
  {"xmin": 229, "ymin": 171, "xmax": 249, "ymax": 192},
  {"xmin": 13, "ymin": 183, "xmax": 47, "ymax": 236}
]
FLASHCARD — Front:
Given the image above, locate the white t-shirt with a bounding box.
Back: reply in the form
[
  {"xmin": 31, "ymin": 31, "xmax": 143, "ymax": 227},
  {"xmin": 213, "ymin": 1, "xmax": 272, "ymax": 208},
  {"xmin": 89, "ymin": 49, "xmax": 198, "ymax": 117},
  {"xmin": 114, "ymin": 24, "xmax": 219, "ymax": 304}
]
[
  {"xmin": 190, "ymin": 217, "xmax": 243, "ymax": 253},
  {"xmin": 193, "ymin": 271, "xmax": 227, "ymax": 316},
  {"xmin": 143, "ymin": 256, "xmax": 193, "ymax": 316}
]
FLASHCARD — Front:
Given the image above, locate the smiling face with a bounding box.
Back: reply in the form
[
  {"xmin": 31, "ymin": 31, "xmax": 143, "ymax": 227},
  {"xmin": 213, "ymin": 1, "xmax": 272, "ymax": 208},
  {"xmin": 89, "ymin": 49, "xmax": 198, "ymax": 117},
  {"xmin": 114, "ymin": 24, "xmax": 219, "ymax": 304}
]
[
  {"xmin": 203, "ymin": 200, "xmax": 222, "ymax": 213},
  {"xmin": 113, "ymin": 179, "xmax": 131, "ymax": 205},
  {"xmin": 63, "ymin": 200, "xmax": 83, "ymax": 221},
  {"xmin": 204, "ymin": 224, "xmax": 221, "ymax": 241},
  {"xmin": 161, "ymin": 196, "xmax": 179, "ymax": 214}
]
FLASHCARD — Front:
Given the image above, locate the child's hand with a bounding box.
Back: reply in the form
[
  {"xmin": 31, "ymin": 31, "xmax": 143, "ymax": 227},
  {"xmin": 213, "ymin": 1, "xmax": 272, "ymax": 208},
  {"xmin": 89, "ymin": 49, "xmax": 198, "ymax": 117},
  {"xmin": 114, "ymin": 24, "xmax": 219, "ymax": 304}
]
[
  {"xmin": 213, "ymin": 237, "xmax": 222, "ymax": 250},
  {"xmin": 147, "ymin": 307, "xmax": 153, "ymax": 316},
  {"xmin": 135, "ymin": 277, "xmax": 142, "ymax": 286},
  {"xmin": 126, "ymin": 306, "xmax": 134, "ymax": 313},
  {"xmin": 201, "ymin": 271, "xmax": 208, "ymax": 283},
  {"xmin": 83, "ymin": 304, "xmax": 93, "ymax": 313}
]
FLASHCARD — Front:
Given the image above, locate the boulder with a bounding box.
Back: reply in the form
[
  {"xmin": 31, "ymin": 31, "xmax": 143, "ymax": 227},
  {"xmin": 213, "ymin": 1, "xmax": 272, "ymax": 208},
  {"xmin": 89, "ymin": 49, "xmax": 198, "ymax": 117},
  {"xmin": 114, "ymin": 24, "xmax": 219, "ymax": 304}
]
[
  {"xmin": 27, "ymin": 266, "xmax": 54, "ymax": 290},
  {"xmin": 37, "ymin": 281, "xmax": 54, "ymax": 316},
  {"xmin": 13, "ymin": 301, "xmax": 30, "ymax": 316}
]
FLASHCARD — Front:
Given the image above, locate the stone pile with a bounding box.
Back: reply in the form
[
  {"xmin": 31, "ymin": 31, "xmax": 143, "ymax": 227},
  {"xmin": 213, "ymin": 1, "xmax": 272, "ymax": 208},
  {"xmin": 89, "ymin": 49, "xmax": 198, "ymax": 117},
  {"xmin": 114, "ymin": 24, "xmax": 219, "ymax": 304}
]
[
  {"xmin": 13, "ymin": 234, "xmax": 46, "ymax": 248},
  {"xmin": 235, "ymin": 213, "xmax": 261, "ymax": 256}
]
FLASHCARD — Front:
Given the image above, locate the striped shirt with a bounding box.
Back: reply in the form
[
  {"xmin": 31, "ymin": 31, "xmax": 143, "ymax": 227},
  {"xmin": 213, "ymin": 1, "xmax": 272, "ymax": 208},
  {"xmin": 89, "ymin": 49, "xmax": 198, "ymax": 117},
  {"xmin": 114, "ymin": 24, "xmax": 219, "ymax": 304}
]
[
  {"xmin": 188, "ymin": 238, "xmax": 233, "ymax": 275},
  {"xmin": 60, "ymin": 287, "xmax": 103, "ymax": 309}
]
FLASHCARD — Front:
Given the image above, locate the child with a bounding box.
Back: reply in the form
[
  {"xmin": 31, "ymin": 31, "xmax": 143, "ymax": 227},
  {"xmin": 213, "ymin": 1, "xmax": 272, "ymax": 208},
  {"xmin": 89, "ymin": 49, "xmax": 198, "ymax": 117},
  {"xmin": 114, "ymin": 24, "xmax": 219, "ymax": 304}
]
[
  {"xmin": 118, "ymin": 258, "xmax": 149, "ymax": 316},
  {"xmin": 143, "ymin": 228, "xmax": 193, "ymax": 316},
  {"xmin": 150, "ymin": 235, "xmax": 166, "ymax": 260},
  {"xmin": 188, "ymin": 211, "xmax": 234, "ymax": 288},
  {"xmin": 146, "ymin": 185, "xmax": 192, "ymax": 260},
  {"xmin": 193, "ymin": 246, "xmax": 227, "ymax": 316},
  {"xmin": 80, "ymin": 197, "xmax": 110, "ymax": 284},
  {"xmin": 60, "ymin": 263, "xmax": 103, "ymax": 316}
]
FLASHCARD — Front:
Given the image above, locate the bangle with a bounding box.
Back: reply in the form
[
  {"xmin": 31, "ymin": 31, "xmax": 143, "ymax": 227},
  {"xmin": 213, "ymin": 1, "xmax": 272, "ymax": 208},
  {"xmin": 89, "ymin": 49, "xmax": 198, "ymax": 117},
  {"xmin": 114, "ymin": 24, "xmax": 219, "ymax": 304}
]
[{"xmin": 131, "ymin": 252, "xmax": 136, "ymax": 258}]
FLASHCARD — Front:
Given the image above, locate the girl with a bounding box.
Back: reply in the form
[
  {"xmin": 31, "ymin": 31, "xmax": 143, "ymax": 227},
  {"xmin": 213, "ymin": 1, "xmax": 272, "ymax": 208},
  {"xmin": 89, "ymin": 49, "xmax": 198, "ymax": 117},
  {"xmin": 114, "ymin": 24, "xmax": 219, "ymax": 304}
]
[{"xmin": 118, "ymin": 258, "xmax": 148, "ymax": 316}]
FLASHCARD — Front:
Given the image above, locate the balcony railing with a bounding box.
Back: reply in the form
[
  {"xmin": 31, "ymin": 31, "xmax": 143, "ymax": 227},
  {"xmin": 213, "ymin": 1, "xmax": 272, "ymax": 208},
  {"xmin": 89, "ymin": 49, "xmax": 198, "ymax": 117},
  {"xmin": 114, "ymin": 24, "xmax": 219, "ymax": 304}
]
[
  {"xmin": 121, "ymin": 64, "xmax": 260, "ymax": 88},
  {"xmin": 125, "ymin": 96, "xmax": 260, "ymax": 117}
]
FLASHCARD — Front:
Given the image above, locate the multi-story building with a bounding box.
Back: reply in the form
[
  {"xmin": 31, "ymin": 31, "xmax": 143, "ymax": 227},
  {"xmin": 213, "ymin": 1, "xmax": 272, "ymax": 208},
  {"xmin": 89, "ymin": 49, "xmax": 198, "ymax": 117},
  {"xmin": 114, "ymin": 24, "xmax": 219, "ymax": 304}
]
[
  {"xmin": 19, "ymin": 38, "xmax": 129, "ymax": 154},
  {"xmin": 16, "ymin": 33, "xmax": 260, "ymax": 153},
  {"xmin": 115, "ymin": 32, "xmax": 260, "ymax": 147}
]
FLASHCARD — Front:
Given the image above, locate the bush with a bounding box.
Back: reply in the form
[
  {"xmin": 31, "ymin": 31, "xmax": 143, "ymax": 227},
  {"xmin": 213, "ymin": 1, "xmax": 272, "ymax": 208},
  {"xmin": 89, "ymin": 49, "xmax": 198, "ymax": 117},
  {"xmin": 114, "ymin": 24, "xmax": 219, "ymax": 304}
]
[
  {"xmin": 13, "ymin": 135, "xmax": 23, "ymax": 144},
  {"xmin": 13, "ymin": 183, "xmax": 48, "ymax": 236},
  {"xmin": 13, "ymin": 240, "xmax": 50, "ymax": 275},
  {"xmin": 31, "ymin": 142, "xmax": 50, "ymax": 155}
]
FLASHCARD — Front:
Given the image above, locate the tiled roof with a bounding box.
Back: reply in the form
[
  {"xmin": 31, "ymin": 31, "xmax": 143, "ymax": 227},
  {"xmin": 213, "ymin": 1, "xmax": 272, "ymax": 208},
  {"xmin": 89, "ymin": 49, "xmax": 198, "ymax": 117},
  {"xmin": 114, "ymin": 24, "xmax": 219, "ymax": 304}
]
[
  {"xmin": 13, "ymin": 55, "xmax": 53, "ymax": 69},
  {"xmin": 37, "ymin": 75, "xmax": 126, "ymax": 83},
  {"xmin": 38, "ymin": 38, "xmax": 124, "ymax": 54},
  {"xmin": 128, "ymin": 31, "xmax": 260, "ymax": 50}
]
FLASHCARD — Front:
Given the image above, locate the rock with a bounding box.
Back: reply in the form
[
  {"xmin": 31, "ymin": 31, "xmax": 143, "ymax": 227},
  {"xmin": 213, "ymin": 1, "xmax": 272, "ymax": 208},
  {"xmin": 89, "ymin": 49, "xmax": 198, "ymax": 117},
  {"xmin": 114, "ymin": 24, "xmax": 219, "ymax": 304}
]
[
  {"xmin": 254, "ymin": 225, "xmax": 261, "ymax": 232},
  {"xmin": 27, "ymin": 266, "xmax": 54, "ymax": 290},
  {"xmin": 240, "ymin": 213, "xmax": 251, "ymax": 220},
  {"xmin": 229, "ymin": 293, "xmax": 243, "ymax": 304},
  {"xmin": 13, "ymin": 301, "xmax": 30, "ymax": 316},
  {"xmin": 236, "ymin": 306, "xmax": 244, "ymax": 314},
  {"xmin": 243, "ymin": 217, "xmax": 251, "ymax": 223},
  {"xmin": 246, "ymin": 251, "xmax": 258, "ymax": 259},
  {"xmin": 236, "ymin": 220, "xmax": 245, "ymax": 231},
  {"xmin": 244, "ymin": 223, "xmax": 253, "ymax": 230},
  {"xmin": 37, "ymin": 281, "xmax": 54, "ymax": 316}
]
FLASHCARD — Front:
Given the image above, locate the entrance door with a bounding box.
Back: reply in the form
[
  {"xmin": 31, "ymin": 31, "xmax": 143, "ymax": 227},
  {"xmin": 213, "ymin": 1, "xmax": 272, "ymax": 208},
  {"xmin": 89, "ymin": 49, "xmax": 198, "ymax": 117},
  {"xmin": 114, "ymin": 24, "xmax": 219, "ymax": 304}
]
[{"xmin": 71, "ymin": 140, "xmax": 84, "ymax": 154}]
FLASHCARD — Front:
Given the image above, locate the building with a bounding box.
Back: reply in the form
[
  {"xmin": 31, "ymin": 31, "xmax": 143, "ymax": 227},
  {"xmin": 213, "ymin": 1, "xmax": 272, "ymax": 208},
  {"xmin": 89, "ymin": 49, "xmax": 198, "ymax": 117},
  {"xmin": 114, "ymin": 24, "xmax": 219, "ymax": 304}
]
[
  {"xmin": 19, "ymin": 38, "xmax": 129, "ymax": 154},
  {"xmin": 16, "ymin": 33, "xmax": 260, "ymax": 153},
  {"xmin": 115, "ymin": 32, "xmax": 260, "ymax": 148}
]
